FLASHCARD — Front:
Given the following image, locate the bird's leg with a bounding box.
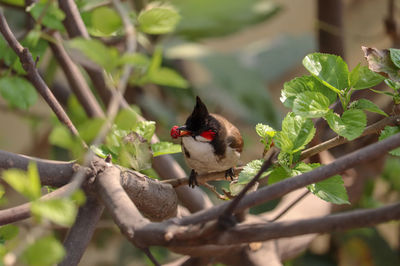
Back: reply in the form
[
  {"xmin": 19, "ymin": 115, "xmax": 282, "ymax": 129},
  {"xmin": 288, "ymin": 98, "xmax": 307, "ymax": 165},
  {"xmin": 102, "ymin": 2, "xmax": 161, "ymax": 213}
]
[
  {"xmin": 189, "ymin": 169, "xmax": 198, "ymax": 188},
  {"xmin": 224, "ymin": 168, "xmax": 235, "ymax": 181}
]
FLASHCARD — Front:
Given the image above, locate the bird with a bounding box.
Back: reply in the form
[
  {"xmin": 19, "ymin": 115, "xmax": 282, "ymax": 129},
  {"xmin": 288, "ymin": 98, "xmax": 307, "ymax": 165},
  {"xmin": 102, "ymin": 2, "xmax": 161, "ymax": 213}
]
[{"xmin": 171, "ymin": 96, "xmax": 243, "ymax": 188}]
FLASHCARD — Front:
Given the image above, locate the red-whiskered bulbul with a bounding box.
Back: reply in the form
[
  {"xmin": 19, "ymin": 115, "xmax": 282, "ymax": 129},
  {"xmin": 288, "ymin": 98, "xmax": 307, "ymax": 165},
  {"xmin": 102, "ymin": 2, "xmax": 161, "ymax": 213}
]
[{"xmin": 171, "ymin": 96, "xmax": 243, "ymax": 188}]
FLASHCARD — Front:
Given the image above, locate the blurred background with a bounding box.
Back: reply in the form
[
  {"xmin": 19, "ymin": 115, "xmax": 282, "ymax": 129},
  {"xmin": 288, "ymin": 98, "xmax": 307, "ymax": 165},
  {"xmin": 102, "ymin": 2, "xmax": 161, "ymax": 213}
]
[{"xmin": 0, "ymin": 0, "xmax": 399, "ymax": 265}]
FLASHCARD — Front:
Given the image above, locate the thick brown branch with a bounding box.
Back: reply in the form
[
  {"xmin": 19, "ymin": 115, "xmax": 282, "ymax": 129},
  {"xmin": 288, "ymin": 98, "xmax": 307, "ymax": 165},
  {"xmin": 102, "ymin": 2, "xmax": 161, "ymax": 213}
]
[
  {"xmin": 209, "ymin": 202, "xmax": 400, "ymax": 245},
  {"xmin": 0, "ymin": 183, "xmax": 76, "ymax": 225},
  {"xmin": 0, "ymin": 149, "xmax": 80, "ymax": 187},
  {"xmin": 0, "ymin": 10, "xmax": 83, "ymax": 143}
]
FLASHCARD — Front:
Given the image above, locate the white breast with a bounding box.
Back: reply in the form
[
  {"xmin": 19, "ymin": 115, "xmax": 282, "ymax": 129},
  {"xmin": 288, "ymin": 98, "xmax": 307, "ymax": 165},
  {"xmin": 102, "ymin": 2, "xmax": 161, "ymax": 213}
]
[{"xmin": 181, "ymin": 137, "xmax": 240, "ymax": 175}]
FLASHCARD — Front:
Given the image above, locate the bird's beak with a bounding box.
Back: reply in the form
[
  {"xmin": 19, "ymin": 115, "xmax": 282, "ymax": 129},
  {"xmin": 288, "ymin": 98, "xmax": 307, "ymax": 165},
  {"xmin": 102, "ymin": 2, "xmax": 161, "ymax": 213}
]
[{"xmin": 177, "ymin": 126, "xmax": 192, "ymax": 137}]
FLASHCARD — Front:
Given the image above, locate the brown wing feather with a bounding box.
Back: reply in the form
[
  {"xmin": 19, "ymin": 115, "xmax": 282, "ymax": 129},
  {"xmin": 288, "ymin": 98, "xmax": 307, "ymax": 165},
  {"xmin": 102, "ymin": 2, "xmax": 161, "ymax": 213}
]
[{"xmin": 211, "ymin": 114, "xmax": 243, "ymax": 153}]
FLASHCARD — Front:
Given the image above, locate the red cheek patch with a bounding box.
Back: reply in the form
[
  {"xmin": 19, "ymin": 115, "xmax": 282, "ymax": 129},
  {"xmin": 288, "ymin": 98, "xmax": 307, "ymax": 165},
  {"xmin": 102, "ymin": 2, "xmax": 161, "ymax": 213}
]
[{"xmin": 200, "ymin": 130, "xmax": 216, "ymax": 141}]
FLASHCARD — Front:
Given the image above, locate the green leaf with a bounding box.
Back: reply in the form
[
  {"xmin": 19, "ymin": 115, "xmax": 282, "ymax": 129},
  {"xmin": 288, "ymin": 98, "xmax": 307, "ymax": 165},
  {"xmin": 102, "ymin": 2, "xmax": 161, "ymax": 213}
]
[
  {"xmin": 325, "ymin": 109, "xmax": 367, "ymax": 140},
  {"xmin": 145, "ymin": 67, "xmax": 189, "ymax": 89},
  {"xmin": 255, "ymin": 123, "xmax": 276, "ymax": 138},
  {"xmin": 2, "ymin": 162, "xmax": 41, "ymax": 201},
  {"xmin": 27, "ymin": 2, "xmax": 66, "ymax": 31},
  {"xmin": 349, "ymin": 99, "xmax": 387, "ymax": 117},
  {"xmin": 281, "ymin": 75, "xmax": 337, "ymax": 108},
  {"xmin": 389, "ymin": 48, "xmax": 400, "ymax": 68},
  {"xmin": 133, "ymin": 121, "xmax": 156, "ymax": 142},
  {"xmin": 370, "ymin": 88, "xmax": 395, "ymax": 97},
  {"xmin": 292, "ymin": 91, "xmax": 331, "ymax": 118},
  {"xmin": 303, "ymin": 53, "xmax": 349, "ymax": 93},
  {"xmin": 138, "ymin": 6, "xmax": 181, "ymax": 34},
  {"xmin": 0, "ymin": 184, "xmax": 4, "ymax": 199},
  {"xmin": 78, "ymin": 118, "xmax": 105, "ymax": 143},
  {"xmin": 49, "ymin": 126, "xmax": 74, "ymax": 149},
  {"xmin": 0, "ymin": 76, "xmax": 37, "ymax": 109},
  {"xmin": 21, "ymin": 235, "xmax": 65, "ymax": 266},
  {"xmin": 114, "ymin": 108, "xmax": 138, "ymax": 130},
  {"xmin": 71, "ymin": 189, "xmax": 86, "ymax": 206},
  {"xmin": 151, "ymin": 142, "xmax": 181, "ymax": 157},
  {"xmin": 384, "ymin": 78, "xmax": 400, "ymax": 91},
  {"xmin": 379, "ymin": 126, "xmax": 400, "ymax": 156},
  {"xmin": 68, "ymin": 38, "xmax": 119, "ymax": 71},
  {"xmin": 307, "ymin": 175, "xmax": 350, "ymax": 204},
  {"xmin": 237, "ymin": 159, "xmax": 267, "ymax": 184},
  {"xmin": 268, "ymin": 166, "xmax": 291, "ymax": 184},
  {"xmin": 0, "ymin": 225, "xmax": 19, "ymax": 242},
  {"xmin": 274, "ymin": 113, "xmax": 315, "ymax": 154},
  {"xmin": 31, "ymin": 198, "xmax": 77, "ymax": 227},
  {"xmin": 118, "ymin": 53, "xmax": 150, "ymax": 68},
  {"xmin": 91, "ymin": 6, "xmax": 122, "ymax": 36},
  {"xmin": 173, "ymin": 0, "xmax": 280, "ymax": 39},
  {"xmin": 350, "ymin": 65, "xmax": 385, "ymax": 90}
]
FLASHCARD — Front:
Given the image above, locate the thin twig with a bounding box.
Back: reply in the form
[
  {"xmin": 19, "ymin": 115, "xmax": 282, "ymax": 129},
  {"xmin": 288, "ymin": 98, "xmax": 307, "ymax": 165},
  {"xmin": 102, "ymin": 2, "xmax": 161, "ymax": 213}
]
[
  {"xmin": 300, "ymin": 114, "xmax": 400, "ymax": 160},
  {"xmin": 218, "ymin": 151, "xmax": 277, "ymax": 225},
  {"xmin": 0, "ymin": 10, "xmax": 85, "ymax": 147},
  {"xmin": 0, "ymin": 183, "xmax": 76, "ymax": 225},
  {"xmin": 49, "ymin": 31, "xmax": 105, "ymax": 118},
  {"xmin": 268, "ymin": 190, "xmax": 310, "ymax": 222}
]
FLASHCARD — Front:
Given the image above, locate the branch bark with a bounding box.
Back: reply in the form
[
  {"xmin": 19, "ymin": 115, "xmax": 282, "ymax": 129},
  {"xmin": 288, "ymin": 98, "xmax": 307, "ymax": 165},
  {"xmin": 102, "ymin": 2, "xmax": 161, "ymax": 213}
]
[
  {"xmin": 0, "ymin": 149, "xmax": 79, "ymax": 187},
  {"xmin": 0, "ymin": 183, "xmax": 76, "ymax": 225},
  {"xmin": 60, "ymin": 193, "xmax": 104, "ymax": 266}
]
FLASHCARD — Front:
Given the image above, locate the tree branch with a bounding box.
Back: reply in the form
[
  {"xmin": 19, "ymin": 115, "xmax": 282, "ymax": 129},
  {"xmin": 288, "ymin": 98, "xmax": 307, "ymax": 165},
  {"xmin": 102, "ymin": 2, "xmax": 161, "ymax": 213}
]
[
  {"xmin": 301, "ymin": 114, "xmax": 400, "ymax": 160},
  {"xmin": 207, "ymin": 202, "xmax": 400, "ymax": 246},
  {"xmin": 49, "ymin": 31, "xmax": 105, "ymax": 118},
  {"xmin": 0, "ymin": 183, "xmax": 76, "ymax": 225},
  {"xmin": 60, "ymin": 193, "xmax": 104, "ymax": 266},
  {"xmin": 0, "ymin": 10, "xmax": 84, "ymax": 144},
  {"xmin": 0, "ymin": 149, "xmax": 80, "ymax": 187},
  {"xmin": 58, "ymin": 0, "xmax": 111, "ymax": 106}
]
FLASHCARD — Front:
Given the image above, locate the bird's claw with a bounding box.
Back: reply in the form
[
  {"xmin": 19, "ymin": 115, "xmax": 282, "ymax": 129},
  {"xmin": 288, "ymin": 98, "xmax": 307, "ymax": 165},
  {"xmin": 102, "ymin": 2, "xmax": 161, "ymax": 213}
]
[
  {"xmin": 189, "ymin": 169, "xmax": 198, "ymax": 188},
  {"xmin": 225, "ymin": 168, "xmax": 235, "ymax": 181}
]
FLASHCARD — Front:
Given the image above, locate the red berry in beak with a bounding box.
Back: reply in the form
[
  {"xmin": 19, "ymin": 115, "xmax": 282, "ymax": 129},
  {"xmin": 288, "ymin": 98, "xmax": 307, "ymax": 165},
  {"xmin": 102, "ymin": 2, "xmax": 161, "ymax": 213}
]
[{"xmin": 170, "ymin": 125, "xmax": 180, "ymax": 139}]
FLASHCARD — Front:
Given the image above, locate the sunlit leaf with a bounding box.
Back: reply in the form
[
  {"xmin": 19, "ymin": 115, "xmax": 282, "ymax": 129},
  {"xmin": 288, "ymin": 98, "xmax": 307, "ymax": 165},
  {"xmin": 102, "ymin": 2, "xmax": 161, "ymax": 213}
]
[
  {"xmin": 303, "ymin": 53, "xmax": 349, "ymax": 93},
  {"xmin": 151, "ymin": 142, "xmax": 181, "ymax": 157},
  {"xmin": 350, "ymin": 65, "xmax": 385, "ymax": 90},
  {"xmin": 349, "ymin": 99, "xmax": 387, "ymax": 117},
  {"xmin": 281, "ymin": 75, "xmax": 337, "ymax": 108},
  {"xmin": 237, "ymin": 159, "xmax": 269, "ymax": 184},
  {"xmin": 255, "ymin": 123, "xmax": 276, "ymax": 138},
  {"xmin": 133, "ymin": 121, "xmax": 156, "ymax": 142},
  {"xmin": 293, "ymin": 91, "xmax": 331, "ymax": 118},
  {"xmin": 325, "ymin": 109, "xmax": 366, "ymax": 140},
  {"xmin": 91, "ymin": 6, "xmax": 122, "ymax": 36},
  {"xmin": 308, "ymin": 175, "xmax": 350, "ymax": 205},
  {"xmin": 138, "ymin": 6, "xmax": 181, "ymax": 34},
  {"xmin": 274, "ymin": 113, "xmax": 315, "ymax": 154}
]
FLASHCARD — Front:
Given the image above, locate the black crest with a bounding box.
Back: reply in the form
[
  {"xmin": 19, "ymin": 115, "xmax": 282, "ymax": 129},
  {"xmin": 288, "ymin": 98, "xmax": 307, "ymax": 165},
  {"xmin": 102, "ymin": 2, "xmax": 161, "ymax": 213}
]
[{"xmin": 185, "ymin": 96, "xmax": 209, "ymax": 132}]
